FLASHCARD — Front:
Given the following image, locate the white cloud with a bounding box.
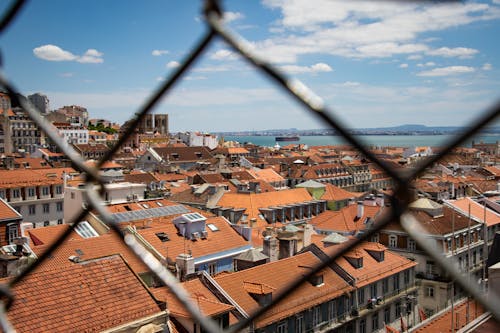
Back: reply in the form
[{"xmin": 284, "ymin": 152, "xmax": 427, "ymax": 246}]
[
  {"xmin": 223, "ymin": 11, "xmax": 244, "ymax": 23},
  {"xmin": 280, "ymin": 62, "xmax": 333, "ymax": 74},
  {"xmin": 166, "ymin": 61, "xmax": 180, "ymax": 68},
  {"xmin": 482, "ymin": 63, "xmax": 493, "ymax": 70},
  {"xmin": 211, "ymin": 49, "xmax": 238, "ymax": 61},
  {"xmin": 152, "ymin": 49, "xmax": 169, "ymax": 56},
  {"xmin": 407, "ymin": 54, "xmax": 422, "ymax": 60},
  {"xmin": 255, "ymin": 1, "xmax": 500, "ymax": 61},
  {"xmin": 417, "ymin": 62, "xmax": 436, "ymax": 67},
  {"xmin": 59, "ymin": 72, "xmax": 74, "ymax": 78},
  {"xmin": 33, "ymin": 44, "xmax": 103, "ymax": 63},
  {"xmin": 341, "ymin": 81, "xmax": 361, "ymax": 86},
  {"xmin": 399, "ymin": 63, "xmax": 408, "ymax": 68},
  {"xmin": 78, "ymin": 49, "xmax": 104, "ymax": 63},
  {"xmin": 417, "ymin": 65, "xmax": 475, "ymax": 77},
  {"xmin": 427, "ymin": 46, "xmax": 479, "ymax": 58},
  {"xmin": 33, "ymin": 44, "xmax": 77, "ymax": 61}
]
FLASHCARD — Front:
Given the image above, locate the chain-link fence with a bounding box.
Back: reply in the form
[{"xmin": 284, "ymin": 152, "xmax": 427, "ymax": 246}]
[{"xmin": 0, "ymin": 0, "xmax": 499, "ymax": 332}]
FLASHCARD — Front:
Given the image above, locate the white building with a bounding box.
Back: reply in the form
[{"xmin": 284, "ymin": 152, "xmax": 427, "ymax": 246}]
[
  {"xmin": 54, "ymin": 122, "xmax": 89, "ymax": 145},
  {"xmin": 64, "ymin": 181, "xmax": 146, "ymax": 223},
  {"xmin": 177, "ymin": 132, "xmax": 218, "ymax": 150}
]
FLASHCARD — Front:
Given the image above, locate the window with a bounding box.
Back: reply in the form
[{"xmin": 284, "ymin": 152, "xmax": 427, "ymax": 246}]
[
  {"xmin": 43, "ymin": 203, "xmax": 50, "ymax": 213},
  {"xmin": 404, "ymin": 269, "xmax": 411, "ymax": 286},
  {"xmin": 389, "ymin": 235, "xmax": 397, "ymax": 248},
  {"xmin": 382, "ymin": 278, "xmax": 389, "ymax": 294},
  {"xmin": 359, "ymin": 319, "xmax": 366, "ymax": 333},
  {"xmin": 447, "ymin": 238, "xmax": 453, "ymax": 252},
  {"xmin": 384, "ymin": 307, "xmax": 391, "ymax": 324},
  {"xmin": 56, "ymin": 201, "xmax": 63, "ymax": 212},
  {"xmin": 395, "ymin": 302, "xmax": 401, "ymax": 318},
  {"xmin": 277, "ymin": 321, "xmax": 287, "ymax": 333},
  {"xmin": 328, "ymin": 300, "xmax": 336, "ymax": 321},
  {"xmin": 370, "ymin": 283, "xmax": 377, "ymax": 298},
  {"xmin": 70, "ymin": 192, "xmax": 75, "ymax": 199},
  {"xmin": 371, "ymin": 233, "xmax": 379, "ymax": 243},
  {"xmin": 425, "ymin": 286, "xmax": 435, "ymax": 298},
  {"xmin": 7, "ymin": 223, "xmax": 19, "ymax": 244},
  {"xmin": 42, "ymin": 187, "xmax": 49, "ymax": 196},
  {"xmin": 408, "ymin": 239, "xmax": 416, "ymax": 251},
  {"xmin": 312, "ymin": 306, "xmax": 321, "ymax": 327},
  {"xmin": 372, "ymin": 312, "xmax": 379, "ymax": 330},
  {"xmin": 393, "ymin": 273, "xmax": 400, "ymax": 291},
  {"xmin": 426, "ymin": 260, "xmax": 436, "ymax": 275},
  {"xmin": 55, "ymin": 185, "xmax": 63, "ymax": 194},
  {"xmin": 358, "ymin": 288, "xmax": 365, "ymax": 304},
  {"xmin": 295, "ymin": 315, "xmax": 304, "ymax": 333},
  {"xmin": 208, "ymin": 262, "xmax": 217, "ymax": 276},
  {"xmin": 13, "ymin": 206, "xmax": 20, "ymax": 213},
  {"xmin": 27, "ymin": 187, "xmax": 35, "ymax": 197},
  {"xmin": 43, "ymin": 221, "xmax": 50, "ymax": 227},
  {"xmin": 0, "ymin": 190, "xmax": 5, "ymax": 199},
  {"xmin": 29, "ymin": 205, "xmax": 36, "ymax": 215},
  {"xmin": 57, "ymin": 219, "xmax": 63, "ymax": 225},
  {"xmin": 12, "ymin": 189, "xmax": 20, "ymax": 198}
]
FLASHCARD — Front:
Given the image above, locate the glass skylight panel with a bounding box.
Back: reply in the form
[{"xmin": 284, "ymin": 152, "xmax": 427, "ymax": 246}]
[
  {"xmin": 207, "ymin": 223, "xmax": 219, "ymax": 232},
  {"xmin": 75, "ymin": 221, "xmax": 99, "ymax": 238}
]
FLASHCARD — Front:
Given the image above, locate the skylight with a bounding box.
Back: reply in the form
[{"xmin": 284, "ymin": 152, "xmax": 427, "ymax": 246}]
[
  {"xmin": 74, "ymin": 221, "xmax": 99, "ymax": 238},
  {"xmin": 207, "ymin": 223, "xmax": 219, "ymax": 232}
]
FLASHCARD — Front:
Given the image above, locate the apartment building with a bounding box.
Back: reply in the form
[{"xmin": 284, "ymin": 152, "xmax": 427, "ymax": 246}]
[
  {"xmin": 0, "ymin": 168, "xmax": 73, "ymax": 227},
  {"xmin": 374, "ymin": 198, "xmax": 485, "ymax": 317}
]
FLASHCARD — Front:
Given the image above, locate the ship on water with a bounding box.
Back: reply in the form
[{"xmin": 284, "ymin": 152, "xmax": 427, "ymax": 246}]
[{"xmin": 275, "ymin": 135, "xmax": 300, "ymax": 142}]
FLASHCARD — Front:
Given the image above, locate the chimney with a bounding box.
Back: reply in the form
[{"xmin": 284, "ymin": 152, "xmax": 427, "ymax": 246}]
[
  {"xmin": 302, "ymin": 224, "xmax": 314, "ymax": 248},
  {"xmin": 356, "ymin": 201, "xmax": 364, "ymax": 220},
  {"xmin": 176, "ymin": 253, "xmax": 195, "ymax": 281},
  {"xmin": 262, "ymin": 236, "xmax": 279, "ymax": 262}
]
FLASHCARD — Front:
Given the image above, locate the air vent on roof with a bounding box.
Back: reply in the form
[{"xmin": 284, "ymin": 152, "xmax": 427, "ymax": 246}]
[{"xmin": 155, "ymin": 232, "xmax": 170, "ymax": 242}]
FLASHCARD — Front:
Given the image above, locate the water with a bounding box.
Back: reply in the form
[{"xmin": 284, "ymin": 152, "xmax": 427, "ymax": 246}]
[{"xmin": 222, "ymin": 134, "xmax": 500, "ymax": 148}]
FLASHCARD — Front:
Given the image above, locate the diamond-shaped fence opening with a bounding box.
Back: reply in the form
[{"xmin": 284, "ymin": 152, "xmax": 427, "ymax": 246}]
[{"xmin": 0, "ymin": 1, "xmax": 499, "ymax": 333}]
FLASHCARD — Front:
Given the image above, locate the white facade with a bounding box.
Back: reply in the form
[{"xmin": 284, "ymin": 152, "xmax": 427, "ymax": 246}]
[
  {"xmin": 64, "ymin": 182, "xmax": 146, "ymax": 223},
  {"xmin": 177, "ymin": 132, "xmax": 218, "ymax": 150},
  {"xmin": 58, "ymin": 126, "xmax": 89, "ymax": 144}
]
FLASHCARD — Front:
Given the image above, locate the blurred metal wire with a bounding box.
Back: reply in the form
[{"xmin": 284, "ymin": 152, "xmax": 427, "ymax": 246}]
[{"xmin": 0, "ymin": 0, "xmax": 499, "ymax": 332}]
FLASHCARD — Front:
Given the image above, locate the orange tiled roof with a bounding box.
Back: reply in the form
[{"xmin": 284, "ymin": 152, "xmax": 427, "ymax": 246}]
[
  {"xmin": 247, "ymin": 168, "xmax": 285, "ymax": 183},
  {"xmin": 30, "ymin": 232, "xmax": 150, "ymax": 274},
  {"xmin": 310, "ymin": 204, "xmax": 382, "ymax": 234},
  {"xmin": 7, "ymin": 255, "xmax": 163, "ymax": 333},
  {"xmin": 0, "ymin": 167, "xmax": 74, "ymax": 188},
  {"xmin": 152, "ymin": 278, "xmax": 234, "ymax": 318},
  {"xmin": 214, "ymin": 251, "xmax": 353, "ymax": 328},
  {"xmin": 215, "ymin": 188, "xmax": 313, "ymax": 228},
  {"xmin": 314, "ymin": 239, "xmax": 417, "ymax": 289},
  {"xmin": 0, "ymin": 198, "xmax": 21, "ymax": 221},
  {"xmin": 413, "ymin": 299, "xmax": 491, "ymax": 333},
  {"xmin": 27, "ymin": 224, "xmax": 83, "ymax": 246},
  {"xmin": 135, "ymin": 216, "xmax": 249, "ymax": 260},
  {"xmin": 321, "ymin": 183, "xmax": 359, "ymax": 201},
  {"xmin": 446, "ymin": 197, "xmax": 500, "ymax": 227}
]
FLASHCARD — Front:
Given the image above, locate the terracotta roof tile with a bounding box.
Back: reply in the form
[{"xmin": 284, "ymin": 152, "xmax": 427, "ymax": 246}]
[
  {"xmin": 7, "ymin": 255, "xmax": 163, "ymax": 333},
  {"xmin": 446, "ymin": 197, "xmax": 500, "ymax": 227},
  {"xmin": 152, "ymin": 278, "xmax": 234, "ymax": 318},
  {"xmin": 0, "ymin": 198, "xmax": 21, "ymax": 221},
  {"xmin": 309, "ymin": 204, "xmax": 382, "ymax": 234},
  {"xmin": 215, "ymin": 188, "xmax": 313, "ymax": 229},
  {"xmin": 214, "ymin": 251, "xmax": 353, "ymax": 328},
  {"xmin": 135, "ymin": 216, "xmax": 249, "ymax": 261},
  {"xmin": 0, "ymin": 167, "xmax": 74, "ymax": 188},
  {"xmin": 30, "ymin": 232, "xmax": 150, "ymax": 274},
  {"xmin": 321, "ymin": 183, "xmax": 359, "ymax": 201}
]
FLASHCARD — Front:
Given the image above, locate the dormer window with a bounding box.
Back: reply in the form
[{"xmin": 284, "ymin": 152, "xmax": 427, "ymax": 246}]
[
  {"xmin": 155, "ymin": 232, "xmax": 170, "ymax": 242},
  {"xmin": 388, "ymin": 235, "xmax": 397, "ymax": 248}
]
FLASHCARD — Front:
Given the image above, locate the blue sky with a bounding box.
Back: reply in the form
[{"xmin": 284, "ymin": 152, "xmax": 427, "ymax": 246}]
[{"xmin": 1, "ymin": 0, "xmax": 500, "ymax": 132}]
